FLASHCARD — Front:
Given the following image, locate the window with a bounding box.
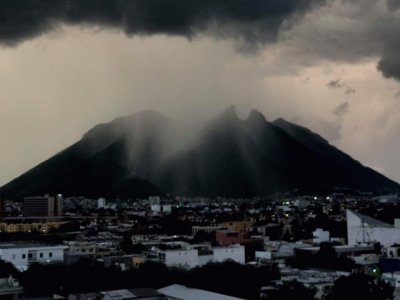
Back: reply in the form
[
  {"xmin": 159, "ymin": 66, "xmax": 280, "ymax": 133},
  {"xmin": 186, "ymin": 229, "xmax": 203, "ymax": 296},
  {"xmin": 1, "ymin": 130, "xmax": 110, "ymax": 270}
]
[
  {"xmin": 22, "ymin": 254, "xmax": 26, "ymax": 259},
  {"xmin": 28, "ymin": 253, "xmax": 33, "ymax": 259},
  {"xmin": 49, "ymin": 252, "xmax": 53, "ymax": 257},
  {"xmin": 39, "ymin": 253, "xmax": 43, "ymax": 258}
]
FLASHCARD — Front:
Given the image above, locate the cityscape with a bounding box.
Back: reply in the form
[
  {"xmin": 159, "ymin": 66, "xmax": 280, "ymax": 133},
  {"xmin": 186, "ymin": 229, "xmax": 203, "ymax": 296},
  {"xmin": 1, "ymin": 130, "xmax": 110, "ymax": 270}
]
[{"xmin": 1, "ymin": 1, "xmax": 400, "ymax": 300}]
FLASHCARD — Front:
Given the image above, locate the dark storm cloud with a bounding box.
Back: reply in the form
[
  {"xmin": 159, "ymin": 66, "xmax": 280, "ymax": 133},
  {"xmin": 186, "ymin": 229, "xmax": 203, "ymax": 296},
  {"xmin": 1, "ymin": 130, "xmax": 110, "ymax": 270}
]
[
  {"xmin": 327, "ymin": 80, "xmax": 355, "ymax": 95},
  {"xmin": 333, "ymin": 102, "xmax": 349, "ymax": 117},
  {"xmin": 0, "ymin": 0, "xmax": 326, "ymax": 46},
  {"xmin": 386, "ymin": 0, "xmax": 400, "ymax": 10},
  {"xmin": 327, "ymin": 80, "xmax": 341, "ymax": 88}
]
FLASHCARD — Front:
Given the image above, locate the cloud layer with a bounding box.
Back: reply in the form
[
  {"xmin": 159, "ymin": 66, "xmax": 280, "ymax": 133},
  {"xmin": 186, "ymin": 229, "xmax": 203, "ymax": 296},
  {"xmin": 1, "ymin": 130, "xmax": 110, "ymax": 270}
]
[
  {"xmin": 0, "ymin": 0, "xmax": 323, "ymax": 46},
  {"xmin": 2, "ymin": 1, "xmax": 400, "ymax": 185},
  {"xmin": 3, "ymin": 1, "xmax": 400, "ymax": 80}
]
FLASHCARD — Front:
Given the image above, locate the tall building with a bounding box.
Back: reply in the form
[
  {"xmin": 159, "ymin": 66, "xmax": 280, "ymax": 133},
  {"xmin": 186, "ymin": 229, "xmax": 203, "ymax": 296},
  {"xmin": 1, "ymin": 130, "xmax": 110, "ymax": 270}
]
[
  {"xmin": 24, "ymin": 194, "xmax": 63, "ymax": 217},
  {"xmin": 0, "ymin": 197, "xmax": 5, "ymax": 220},
  {"xmin": 97, "ymin": 197, "xmax": 106, "ymax": 209}
]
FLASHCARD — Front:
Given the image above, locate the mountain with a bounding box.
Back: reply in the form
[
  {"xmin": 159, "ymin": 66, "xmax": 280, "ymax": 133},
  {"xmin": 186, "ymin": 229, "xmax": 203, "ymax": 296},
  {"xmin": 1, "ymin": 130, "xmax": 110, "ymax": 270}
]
[{"xmin": 0, "ymin": 107, "xmax": 398, "ymax": 199}]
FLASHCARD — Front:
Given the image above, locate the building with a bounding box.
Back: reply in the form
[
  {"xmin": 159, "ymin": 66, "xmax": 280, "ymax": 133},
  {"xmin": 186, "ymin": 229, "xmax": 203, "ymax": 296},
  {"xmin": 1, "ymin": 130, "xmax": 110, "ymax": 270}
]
[
  {"xmin": 0, "ymin": 197, "xmax": 5, "ymax": 220},
  {"xmin": 221, "ymin": 221, "xmax": 253, "ymax": 233},
  {"xmin": 347, "ymin": 209, "xmax": 400, "ymax": 246},
  {"xmin": 0, "ymin": 276, "xmax": 24, "ymax": 300},
  {"xmin": 97, "ymin": 198, "xmax": 106, "ymax": 209},
  {"xmin": 295, "ymin": 244, "xmax": 375, "ymax": 258},
  {"xmin": 0, "ymin": 221, "xmax": 65, "ymax": 233},
  {"xmin": 313, "ymin": 228, "xmax": 330, "ymax": 245},
  {"xmin": 70, "ymin": 288, "xmax": 162, "ymax": 300},
  {"xmin": 64, "ymin": 241, "xmax": 97, "ymax": 264},
  {"xmin": 382, "ymin": 272, "xmax": 400, "ymax": 288},
  {"xmin": 148, "ymin": 196, "xmax": 161, "ymax": 205},
  {"xmin": 158, "ymin": 284, "xmax": 245, "ymax": 300},
  {"xmin": 0, "ymin": 243, "xmax": 67, "ymax": 271},
  {"xmin": 192, "ymin": 225, "xmax": 224, "ymax": 236},
  {"xmin": 150, "ymin": 204, "xmax": 172, "ymax": 213},
  {"xmin": 151, "ymin": 244, "xmax": 245, "ymax": 269},
  {"xmin": 23, "ymin": 194, "xmax": 63, "ymax": 217},
  {"xmin": 216, "ymin": 230, "xmax": 248, "ymax": 246}
]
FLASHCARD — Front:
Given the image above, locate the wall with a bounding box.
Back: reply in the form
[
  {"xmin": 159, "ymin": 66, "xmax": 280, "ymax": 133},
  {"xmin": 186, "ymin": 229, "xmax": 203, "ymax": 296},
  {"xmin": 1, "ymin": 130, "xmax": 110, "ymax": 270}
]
[
  {"xmin": 213, "ymin": 246, "xmax": 245, "ymax": 264},
  {"xmin": 164, "ymin": 249, "xmax": 199, "ymax": 268},
  {"xmin": 347, "ymin": 210, "xmax": 400, "ymax": 246},
  {"xmin": 0, "ymin": 246, "xmax": 66, "ymax": 270}
]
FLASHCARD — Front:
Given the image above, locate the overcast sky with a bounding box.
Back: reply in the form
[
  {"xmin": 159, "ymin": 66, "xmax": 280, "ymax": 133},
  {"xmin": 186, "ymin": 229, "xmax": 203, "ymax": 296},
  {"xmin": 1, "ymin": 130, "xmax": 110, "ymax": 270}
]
[{"xmin": 1, "ymin": 0, "xmax": 400, "ymax": 185}]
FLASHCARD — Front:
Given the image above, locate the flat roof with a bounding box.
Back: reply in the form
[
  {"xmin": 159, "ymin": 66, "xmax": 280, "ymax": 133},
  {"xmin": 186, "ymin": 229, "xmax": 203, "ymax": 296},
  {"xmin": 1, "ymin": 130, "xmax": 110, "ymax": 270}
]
[
  {"xmin": 158, "ymin": 284, "xmax": 245, "ymax": 300},
  {"xmin": 298, "ymin": 245, "xmax": 374, "ymax": 252},
  {"xmin": 0, "ymin": 286, "xmax": 24, "ymax": 296},
  {"xmin": 0, "ymin": 243, "xmax": 67, "ymax": 249}
]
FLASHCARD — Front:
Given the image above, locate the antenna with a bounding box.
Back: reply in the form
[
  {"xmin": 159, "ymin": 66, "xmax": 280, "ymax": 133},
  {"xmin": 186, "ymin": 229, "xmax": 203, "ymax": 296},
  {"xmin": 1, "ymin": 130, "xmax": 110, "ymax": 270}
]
[{"xmin": 356, "ymin": 215, "xmax": 371, "ymax": 244}]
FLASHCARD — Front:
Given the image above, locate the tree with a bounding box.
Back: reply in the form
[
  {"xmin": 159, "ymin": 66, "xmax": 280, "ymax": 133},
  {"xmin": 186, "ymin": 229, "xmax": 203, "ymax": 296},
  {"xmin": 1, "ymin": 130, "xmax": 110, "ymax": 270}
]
[
  {"xmin": 120, "ymin": 234, "xmax": 135, "ymax": 254},
  {"xmin": 315, "ymin": 242, "xmax": 338, "ymax": 269},
  {"xmin": 0, "ymin": 259, "xmax": 19, "ymax": 277},
  {"xmin": 327, "ymin": 273, "xmax": 394, "ymax": 300},
  {"xmin": 269, "ymin": 280, "xmax": 316, "ymax": 300}
]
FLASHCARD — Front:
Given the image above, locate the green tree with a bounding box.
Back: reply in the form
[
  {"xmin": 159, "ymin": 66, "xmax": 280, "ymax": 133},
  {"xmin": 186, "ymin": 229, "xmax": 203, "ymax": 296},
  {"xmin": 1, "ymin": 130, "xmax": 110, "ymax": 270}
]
[
  {"xmin": 270, "ymin": 280, "xmax": 316, "ymax": 300},
  {"xmin": 0, "ymin": 259, "xmax": 19, "ymax": 277},
  {"xmin": 327, "ymin": 273, "xmax": 394, "ymax": 300}
]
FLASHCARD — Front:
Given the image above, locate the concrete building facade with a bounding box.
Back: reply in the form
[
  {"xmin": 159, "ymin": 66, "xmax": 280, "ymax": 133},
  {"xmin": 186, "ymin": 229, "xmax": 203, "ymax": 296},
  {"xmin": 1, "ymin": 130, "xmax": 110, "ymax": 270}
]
[
  {"xmin": 0, "ymin": 243, "xmax": 67, "ymax": 271},
  {"xmin": 347, "ymin": 209, "xmax": 400, "ymax": 247},
  {"xmin": 23, "ymin": 194, "xmax": 63, "ymax": 217},
  {"xmin": 154, "ymin": 245, "xmax": 245, "ymax": 269}
]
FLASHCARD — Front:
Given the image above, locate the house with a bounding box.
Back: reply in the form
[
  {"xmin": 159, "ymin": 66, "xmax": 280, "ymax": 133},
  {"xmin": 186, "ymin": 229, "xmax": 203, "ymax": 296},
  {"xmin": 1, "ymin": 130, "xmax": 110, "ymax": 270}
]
[
  {"xmin": 0, "ymin": 243, "xmax": 67, "ymax": 271},
  {"xmin": 313, "ymin": 228, "xmax": 330, "ymax": 245},
  {"xmin": 150, "ymin": 244, "xmax": 245, "ymax": 269}
]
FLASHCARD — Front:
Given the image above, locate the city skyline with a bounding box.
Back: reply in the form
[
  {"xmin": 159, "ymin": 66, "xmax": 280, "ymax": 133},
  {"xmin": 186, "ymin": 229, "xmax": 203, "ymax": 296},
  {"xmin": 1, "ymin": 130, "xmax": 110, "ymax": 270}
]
[{"xmin": 1, "ymin": 0, "xmax": 400, "ymax": 185}]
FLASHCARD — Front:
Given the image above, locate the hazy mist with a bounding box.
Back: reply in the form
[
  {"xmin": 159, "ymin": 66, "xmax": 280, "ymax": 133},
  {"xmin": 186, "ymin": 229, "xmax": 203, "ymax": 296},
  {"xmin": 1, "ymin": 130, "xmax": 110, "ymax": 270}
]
[{"xmin": 1, "ymin": 0, "xmax": 400, "ymax": 185}]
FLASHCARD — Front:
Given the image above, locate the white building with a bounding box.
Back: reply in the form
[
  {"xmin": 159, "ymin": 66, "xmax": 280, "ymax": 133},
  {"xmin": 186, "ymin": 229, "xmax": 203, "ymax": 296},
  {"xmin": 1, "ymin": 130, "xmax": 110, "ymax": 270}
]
[
  {"xmin": 148, "ymin": 196, "xmax": 161, "ymax": 205},
  {"xmin": 154, "ymin": 245, "xmax": 245, "ymax": 269},
  {"xmin": 151, "ymin": 204, "xmax": 172, "ymax": 213},
  {"xmin": 0, "ymin": 243, "xmax": 67, "ymax": 271},
  {"xmin": 313, "ymin": 228, "xmax": 330, "ymax": 244},
  {"xmin": 212, "ymin": 246, "xmax": 246, "ymax": 264},
  {"xmin": 347, "ymin": 209, "xmax": 400, "ymax": 247},
  {"xmin": 255, "ymin": 251, "xmax": 272, "ymax": 263},
  {"xmin": 382, "ymin": 272, "xmax": 400, "ymax": 288},
  {"xmin": 98, "ymin": 198, "xmax": 106, "ymax": 209}
]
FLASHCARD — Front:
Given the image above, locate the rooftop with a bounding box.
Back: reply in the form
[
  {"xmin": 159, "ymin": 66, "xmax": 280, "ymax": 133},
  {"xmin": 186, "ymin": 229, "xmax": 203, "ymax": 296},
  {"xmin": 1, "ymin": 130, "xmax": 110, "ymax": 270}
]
[
  {"xmin": 158, "ymin": 284, "xmax": 245, "ymax": 300},
  {"xmin": 350, "ymin": 210, "xmax": 393, "ymax": 228},
  {"xmin": 0, "ymin": 243, "xmax": 67, "ymax": 249}
]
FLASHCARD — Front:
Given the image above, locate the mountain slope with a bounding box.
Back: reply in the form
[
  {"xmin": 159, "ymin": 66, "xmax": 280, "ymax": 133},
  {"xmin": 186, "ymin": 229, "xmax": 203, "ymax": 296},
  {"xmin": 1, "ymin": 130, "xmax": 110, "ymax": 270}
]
[
  {"xmin": 158, "ymin": 108, "xmax": 399, "ymax": 196},
  {"xmin": 0, "ymin": 107, "xmax": 398, "ymax": 199},
  {"xmin": 0, "ymin": 110, "xmax": 170, "ymax": 199},
  {"xmin": 273, "ymin": 118, "xmax": 397, "ymax": 192}
]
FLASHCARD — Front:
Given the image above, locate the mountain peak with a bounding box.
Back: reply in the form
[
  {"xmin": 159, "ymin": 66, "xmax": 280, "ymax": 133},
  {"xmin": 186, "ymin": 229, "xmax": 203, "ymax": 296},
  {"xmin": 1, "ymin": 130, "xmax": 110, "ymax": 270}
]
[
  {"xmin": 273, "ymin": 117, "xmax": 288, "ymax": 125},
  {"xmin": 247, "ymin": 109, "xmax": 267, "ymax": 124},
  {"xmin": 1, "ymin": 107, "xmax": 398, "ymax": 199},
  {"xmin": 217, "ymin": 105, "xmax": 239, "ymax": 121}
]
